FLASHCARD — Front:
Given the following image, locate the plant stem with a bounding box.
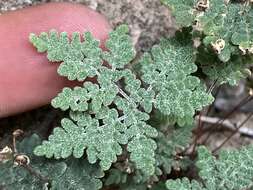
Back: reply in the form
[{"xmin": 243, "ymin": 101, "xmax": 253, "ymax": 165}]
[
  {"xmin": 21, "ymin": 164, "xmax": 51, "ymax": 186},
  {"xmin": 201, "ymin": 95, "xmax": 252, "ymax": 145},
  {"xmin": 212, "ymin": 112, "xmax": 253, "ymax": 154},
  {"xmin": 189, "ymin": 80, "xmax": 218, "ymax": 155},
  {"xmin": 197, "ymin": 115, "xmax": 253, "ymax": 137}
]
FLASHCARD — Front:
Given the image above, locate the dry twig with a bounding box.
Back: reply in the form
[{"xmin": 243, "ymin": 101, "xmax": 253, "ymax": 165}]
[
  {"xmin": 212, "ymin": 113, "xmax": 253, "ymax": 153},
  {"xmin": 196, "ymin": 115, "xmax": 253, "ymax": 137}
]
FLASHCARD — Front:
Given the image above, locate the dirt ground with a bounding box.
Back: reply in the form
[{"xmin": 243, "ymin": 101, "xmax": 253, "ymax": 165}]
[{"xmin": 1, "ymin": 0, "xmax": 253, "ymax": 152}]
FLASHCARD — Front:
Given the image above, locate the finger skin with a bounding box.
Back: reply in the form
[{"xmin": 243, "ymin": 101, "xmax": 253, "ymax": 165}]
[{"xmin": 0, "ymin": 3, "xmax": 111, "ymax": 118}]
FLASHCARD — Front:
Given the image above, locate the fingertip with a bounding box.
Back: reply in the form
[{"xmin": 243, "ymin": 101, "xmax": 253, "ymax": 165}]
[
  {"xmin": 0, "ymin": 3, "xmax": 111, "ymax": 117},
  {"xmin": 40, "ymin": 2, "xmax": 112, "ymax": 41}
]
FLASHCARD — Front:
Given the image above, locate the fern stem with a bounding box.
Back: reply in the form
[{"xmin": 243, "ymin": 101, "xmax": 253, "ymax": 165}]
[
  {"xmin": 212, "ymin": 112, "xmax": 253, "ymax": 154},
  {"xmin": 117, "ymin": 87, "xmax": 137, "ymax": 107},
  {"xmin": 98, "ymin": 115, "xmax": 127, "ymax": 130},
  {"xmin": 188, "ymin": 80, "xmax": 218, "ymax": 155},
  {"xmin": 21, "ymin": 164, "xmax": 51, "ymax": 187},
  {"xmin": 197, "ymin": 115, "xmax": 253, "ymax": 137},
  {"xmin": 190, "ymin": 111, "xmax": 204, "ymax": 156},
  {"xmin": 201, "ymin": 95, "xmax": 252, "ymax": 145}
]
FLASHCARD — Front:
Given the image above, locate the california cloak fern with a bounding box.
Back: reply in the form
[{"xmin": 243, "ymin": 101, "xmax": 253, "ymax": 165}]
[{"xmin": 1, "ymin": 0, "xmax": 253, "ymax": 189}]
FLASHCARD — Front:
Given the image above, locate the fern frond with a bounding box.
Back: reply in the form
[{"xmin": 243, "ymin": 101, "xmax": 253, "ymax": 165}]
[
  {"xmin": 30, "ymin": 31, "xmax": 102, "ymax": 81},
  {"xmin": 166, "ymin": 145, "xmax": 253, "ymax": 190},
  {"xmin": 161, "ymin": 0, "xmax": 196, "ymax": 27},
  {"xmin": 103, "ymin": 24, "xmax": 136, "ymax": 69},
  {"xmin": 196, "ymin": 46, "xmax": 252, "ymax": 86},
  {"xmin": 197, "ymin": 0, "xmax": 253, "ymax": 62},
  {"xmin": 30, "ymin": 24, "xmax": 214, "ymax": 176},
  {"xmin": 202, "ymin": 58, "xmax": 250, "ymax": 86},
  {"xmin": 197, "ymin": 146, "xmax": 253, "ymax": 190},
  {"xmin": 105, "ymin": 169, "xmax": 148, "ymax": 190},
  {"xmin": 156, "ymin": 125, "xmax": 193, "ymax": 174},
  {"xmin": 51, "ymin": 87, "xmax": 89, "ymax": 111},
  {"xmin": 0, "ymin": 134, "xmax": 103, "ymax": 190},
  {"xmin": 34, "ymin": 118, "xmax": 87, "ymax": 159},
  {"xmin": 139, "ymin": 38, "xmax": 214, "ymax": 125},
  {"xmin": 162, "ymin": 0, "xmax": 253, "ymax": 62},
  {"xmin": 30, "ymin": 31, "xmax": 82, "ymax": 62},
  {"xmin": 166, "ymin": 178, "xmax": 204, "ymax": 190},
  {"xmin": 197, "ymin": 1, "xmax": 238, "ymax": 62},
  {"xmin": 31, "ymin": 25, "xmax": 158, "ymax": 176}
]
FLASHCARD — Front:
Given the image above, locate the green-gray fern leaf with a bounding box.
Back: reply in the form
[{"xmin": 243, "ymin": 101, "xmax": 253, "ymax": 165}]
[
  {"xmin": 156, "ymin": 124, "xmax": 193, "ymax": 175},
  {"xmin": 105, "ymin": 169, "xmax": 147, "ymax": 190},
  {"xmin": 196, "ymin": 44, "xmax": 252, "ymax": 86},
  {"xmin": 104, "ymin": 114, "xmax": 194, "ymax": 188},
  {"xmin": 197, "ymin": 145, "xmax": 253, "ymax": 190},
  {"xmin": 162, "ymin": 0, "xmax": 253, "ymax": 62},
  {"xmin": 0, "ymin": 134, "xmax": 104, "ymax": 190},
  {"xmin": 166, "ymin": 178, "xmax": 203, "ymax": 190},
  {"xmin": 30, "ymin": 30, "xmax": 102, "ymax": 81},
  {"xmin": 166, "ymin": 145, "xmax": 253, "ymax": 190},
  {"xmin": 161, "ymin": 0, "xmax": 196, "ymax": 27},
  {"xmin": 30, "ymin": 25, "xmax": 213, "ymax": 177},
  {"xmin": 30, "ymin": 25, "xmax": 158, "ymax": 176},
  {"xmin": 139, "ymin": 38, "xmax": 214, "ymax": 125},
  {"xmin": 105, "ymin": 168, "xmax": 167, "ymax": 190},
  {"xmin": 200, "ymin": 0, "xmax": 253, "ymax": 62},
  {"xmin": 231, "ymin": 5, "xmax": 253, "ymax": 54},
  {"xmin": 202, "ymin": 58, "xmax": 251, "ymax": 86},
  {"xmin": 195, "ymin": 0, "xmax": 240, "ymax": 62}
]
